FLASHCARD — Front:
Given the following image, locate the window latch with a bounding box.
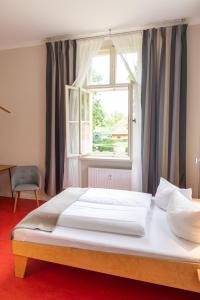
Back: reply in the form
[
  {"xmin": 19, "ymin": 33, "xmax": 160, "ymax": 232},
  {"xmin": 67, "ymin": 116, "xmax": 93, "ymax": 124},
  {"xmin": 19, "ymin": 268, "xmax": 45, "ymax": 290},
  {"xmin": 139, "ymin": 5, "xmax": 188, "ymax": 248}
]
[{"xmin": 132, "ymin": 118, "xmax": 136, "ymax": 123}]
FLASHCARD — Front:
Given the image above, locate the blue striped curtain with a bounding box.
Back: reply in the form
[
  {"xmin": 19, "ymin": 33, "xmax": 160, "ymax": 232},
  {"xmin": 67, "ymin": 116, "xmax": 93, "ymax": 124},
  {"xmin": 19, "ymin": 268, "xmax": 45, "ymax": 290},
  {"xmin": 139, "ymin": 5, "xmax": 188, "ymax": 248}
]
[
  {"xmin": 45, "ymin": 40, "xmax": 77, "ymax": 195},
  {"xmin": 141, "ymin": 24, "xmax": 187, "ymax": 194}
]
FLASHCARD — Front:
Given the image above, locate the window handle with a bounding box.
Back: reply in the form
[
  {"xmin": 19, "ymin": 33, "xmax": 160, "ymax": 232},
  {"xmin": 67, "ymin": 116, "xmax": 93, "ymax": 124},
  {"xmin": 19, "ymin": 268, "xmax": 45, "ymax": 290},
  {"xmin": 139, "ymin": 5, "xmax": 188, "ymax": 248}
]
[{"xmin": 132, "ymin": 118, "xmax": 136, "ymax": 123}]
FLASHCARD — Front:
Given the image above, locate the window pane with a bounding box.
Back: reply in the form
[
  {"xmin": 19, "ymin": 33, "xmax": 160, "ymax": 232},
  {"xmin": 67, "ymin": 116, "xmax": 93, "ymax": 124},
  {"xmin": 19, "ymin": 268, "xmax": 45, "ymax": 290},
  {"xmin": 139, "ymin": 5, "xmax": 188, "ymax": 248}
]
[
  {"xmin": 66, "ymin": 87, "xmax": 80, "ymax": 156},
  {"xmin": 81, "ymin": 90, "xmax": 91, "ymax": 153},
  {"xmin": 116, "ymin": 53, "xmax": 137, "ymax": 83},
  {"xmin": 88, "ymin": 51, "xmax": 110, "ymax": 85},
  {"xmin": 92, "ymin": 90, "xmax": 128, "ymax": 155},
  {"xmin": 69, "ymin": 89, "xmax": 79, "ymax": 121},
  {"xmin": 69, "ymin": 123, "xmax": 79, "ymax": 154},
  {"xmin": 81, "ymin": 122, "xmax": 91, "ymax": 153},
  {"xmin": 81, "ymin": 91, "xmax": 90, "ymax": 121}
]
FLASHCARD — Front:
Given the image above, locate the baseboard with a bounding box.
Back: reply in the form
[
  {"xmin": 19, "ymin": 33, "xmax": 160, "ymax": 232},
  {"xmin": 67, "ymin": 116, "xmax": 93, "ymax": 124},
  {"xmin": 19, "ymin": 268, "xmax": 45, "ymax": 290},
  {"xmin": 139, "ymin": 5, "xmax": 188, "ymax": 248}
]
[{"xmin": 0, "ymin": 191, "xmax": 49, "ymax": 201}]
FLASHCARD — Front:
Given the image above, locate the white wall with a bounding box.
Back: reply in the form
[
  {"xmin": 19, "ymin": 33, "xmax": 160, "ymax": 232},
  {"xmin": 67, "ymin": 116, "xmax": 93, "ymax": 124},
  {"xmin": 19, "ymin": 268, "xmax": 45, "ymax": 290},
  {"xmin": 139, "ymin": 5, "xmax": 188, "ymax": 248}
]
[
  {"xmin": 0, "ymin": 24, "xmax": 199, "ymax": 200},
  {"xmin": 0, "ymin": 45, "xmax": 47, "ymax": 199}
]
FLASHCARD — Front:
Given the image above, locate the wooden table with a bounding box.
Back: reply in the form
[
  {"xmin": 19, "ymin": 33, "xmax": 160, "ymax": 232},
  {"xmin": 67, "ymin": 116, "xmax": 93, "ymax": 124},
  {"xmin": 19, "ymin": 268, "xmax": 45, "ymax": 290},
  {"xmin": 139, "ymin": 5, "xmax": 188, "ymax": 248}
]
[{"xmin": 0, "ymin": 165, "xmax": 16, "ymax": 198}]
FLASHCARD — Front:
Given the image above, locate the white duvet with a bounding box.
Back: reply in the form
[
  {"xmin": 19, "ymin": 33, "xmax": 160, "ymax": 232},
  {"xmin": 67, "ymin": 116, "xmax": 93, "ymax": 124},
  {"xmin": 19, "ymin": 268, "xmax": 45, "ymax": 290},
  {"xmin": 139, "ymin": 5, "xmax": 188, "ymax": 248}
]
[{"xmin": 57, "ymin": 189, "xmax": 152, "ymax": 236}]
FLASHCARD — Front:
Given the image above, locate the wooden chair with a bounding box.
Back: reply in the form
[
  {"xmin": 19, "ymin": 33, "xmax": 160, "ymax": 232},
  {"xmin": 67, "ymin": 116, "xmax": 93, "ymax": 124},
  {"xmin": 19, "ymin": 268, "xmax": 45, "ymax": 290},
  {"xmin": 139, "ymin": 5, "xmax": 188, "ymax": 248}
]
[{"xmin": 12, "ymin": 166, "xmax": 40, "ymax": 213}]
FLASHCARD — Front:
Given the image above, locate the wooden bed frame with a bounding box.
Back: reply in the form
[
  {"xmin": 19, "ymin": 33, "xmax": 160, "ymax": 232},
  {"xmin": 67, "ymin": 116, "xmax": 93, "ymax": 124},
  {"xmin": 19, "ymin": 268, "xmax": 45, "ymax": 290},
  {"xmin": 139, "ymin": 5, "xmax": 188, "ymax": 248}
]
[{"xmin": 12, "ymin": 240, "xmax": 200, "ymax": 293}]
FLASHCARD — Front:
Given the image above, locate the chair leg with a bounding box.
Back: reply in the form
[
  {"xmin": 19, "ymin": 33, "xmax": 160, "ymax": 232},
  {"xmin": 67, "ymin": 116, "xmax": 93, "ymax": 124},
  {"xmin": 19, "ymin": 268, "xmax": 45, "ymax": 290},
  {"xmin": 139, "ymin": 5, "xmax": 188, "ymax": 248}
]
[
  {"xmin": 13, "ymin": 191, "xmax": 20, "ymax": 213},
  {"xmin": 34, "ymin": 190, "xmax": 39, "ymax": 207}
]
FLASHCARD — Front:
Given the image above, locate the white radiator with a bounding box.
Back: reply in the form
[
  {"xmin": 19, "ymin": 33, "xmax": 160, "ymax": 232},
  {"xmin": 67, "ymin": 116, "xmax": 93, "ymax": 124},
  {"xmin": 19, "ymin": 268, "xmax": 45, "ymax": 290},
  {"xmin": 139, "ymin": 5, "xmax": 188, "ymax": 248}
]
[{"xmin": 88, "ymin": 167, "xmax": 131, "ymax": 190}]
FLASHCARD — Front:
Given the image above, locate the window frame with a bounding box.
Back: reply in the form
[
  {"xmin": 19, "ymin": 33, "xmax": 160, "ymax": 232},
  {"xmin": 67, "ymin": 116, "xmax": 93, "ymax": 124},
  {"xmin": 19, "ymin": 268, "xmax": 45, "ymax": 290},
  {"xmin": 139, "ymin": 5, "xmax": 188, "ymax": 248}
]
[
  {"xmin": 66, "ymin": 42, "xmax": 135, "ymax": 161},
  {"xmin": 86, "ymin": 44, "xmax": 134, "ymax": 90},
  {"xmin": 80, "ymin": 88, "xmax": 93, "ymax": 155},
  {"xmin": 85, "ymin": 42, "xmax": 135, "ymax": 160},
  {"xmin": 87, "ymin": 85, "xmax": 133, "ymax": 159},
  {"xmin": 66, "ymin": 85, "xmax": 93, "ymax": 158},
  {"xmin": 65, "ymin": 85, "xmax": 80, "ymax": 158},
  {"xmin": 86, "ymin": 47, "xmax": 112, "ymax": 88}
]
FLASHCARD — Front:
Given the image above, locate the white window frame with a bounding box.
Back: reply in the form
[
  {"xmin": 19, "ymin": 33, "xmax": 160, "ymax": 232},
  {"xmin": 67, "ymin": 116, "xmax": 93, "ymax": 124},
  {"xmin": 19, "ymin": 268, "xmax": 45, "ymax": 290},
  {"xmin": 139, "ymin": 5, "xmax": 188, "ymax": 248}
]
[
  {"xmin": 65, "ymin": 85, "xmax": 80, "ymax": 158},
  {"xmin": 85, "ymin": 42, "xmax": 135, "ymax": 160},
  {"xmin": 66, "ymin": 42, "xmax": 135, "ymax": 160},
  {"xmin": 79, "ymin": 88, "xmax": 92, "ymax": 155},
  {"xmin": 86, "ymin": 43, "xmax": 134, "ymax": 89},
  {"xmin": 66, "ymin": 85, "xmax": 93, "ymax": 158},
  {"xmin": 87, "ymin": 84, "xmax": 133, "ymax": 160}
]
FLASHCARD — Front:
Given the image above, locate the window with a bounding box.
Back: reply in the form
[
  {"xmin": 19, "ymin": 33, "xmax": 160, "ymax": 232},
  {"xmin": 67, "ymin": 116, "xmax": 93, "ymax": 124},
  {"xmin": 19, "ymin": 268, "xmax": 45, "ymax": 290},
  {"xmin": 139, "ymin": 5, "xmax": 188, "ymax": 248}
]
[
  {"xmin": 66, "ymin": 41, "xmax": 135, "ymax": 159},
  {"xmin": 66, "ymin": 87, "xmax": 92, "ymax": 157},
  {"xmin": 92, "ymin": 89, "xmax": 129, "ymax": 155},
  {"xmin": 88, "ymin": 49, "xmax": 110, "ymax": 85},
  {"xmin": 67, "ymin": 88, "xmax": 80, "ymax": 155},
  {"xmin": 81, "ymin": 89, "xmax": 92, "ymax": 153},
  {"xmin": 116, "ymin": 53, "xmax": 137, "ymax": 83}
]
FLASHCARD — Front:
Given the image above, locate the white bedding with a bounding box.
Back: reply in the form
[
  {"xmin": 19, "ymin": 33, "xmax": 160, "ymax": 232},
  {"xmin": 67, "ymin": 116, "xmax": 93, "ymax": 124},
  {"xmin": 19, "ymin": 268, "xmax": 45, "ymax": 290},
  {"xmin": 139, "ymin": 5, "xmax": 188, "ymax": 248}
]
[
  {"xmin": 167, "ymin": 190, "xmax": 200, "ymax": 243},
  {"xmin": 57, "ymin": 201, "xmax": 150, "ymax": 236},
  {"xmin": 79, "ymin": 188, "xmax": 152, "ymax": 207},
  {"xmin": 13, "ymin": 204, "xmax": 200, "ymax": 263}
]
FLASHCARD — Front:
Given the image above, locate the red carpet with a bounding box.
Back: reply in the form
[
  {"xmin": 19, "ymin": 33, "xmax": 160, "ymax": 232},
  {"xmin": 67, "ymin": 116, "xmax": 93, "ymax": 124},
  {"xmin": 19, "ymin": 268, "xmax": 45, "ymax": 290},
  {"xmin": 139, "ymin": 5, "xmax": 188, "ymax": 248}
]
[{"xmin": 0, "ymin": 196, "xmax": 199, "ymax": 300}]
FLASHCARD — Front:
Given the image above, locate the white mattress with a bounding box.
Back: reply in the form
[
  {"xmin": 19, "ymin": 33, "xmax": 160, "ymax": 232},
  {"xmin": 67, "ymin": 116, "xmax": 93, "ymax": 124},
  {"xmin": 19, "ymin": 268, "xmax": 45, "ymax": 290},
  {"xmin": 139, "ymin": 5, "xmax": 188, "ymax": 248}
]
[{"xmin": 13, "ymin": 204, "xmax": 200, "ymax": 263}]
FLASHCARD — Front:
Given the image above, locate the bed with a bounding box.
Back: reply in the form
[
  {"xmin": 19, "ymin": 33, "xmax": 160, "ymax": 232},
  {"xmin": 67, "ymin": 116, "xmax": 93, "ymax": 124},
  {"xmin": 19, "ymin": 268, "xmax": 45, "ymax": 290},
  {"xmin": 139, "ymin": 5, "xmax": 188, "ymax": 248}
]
[{"xmin": 12, "ymin": 188, "xmax": 200, "ymax": 293}]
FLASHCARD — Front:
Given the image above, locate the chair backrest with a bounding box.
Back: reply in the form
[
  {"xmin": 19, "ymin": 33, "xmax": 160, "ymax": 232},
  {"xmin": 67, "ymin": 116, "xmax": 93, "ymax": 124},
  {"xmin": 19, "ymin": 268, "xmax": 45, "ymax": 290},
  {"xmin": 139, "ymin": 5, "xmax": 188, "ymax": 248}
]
[{"xmin": 12, "ymin": 166, "xmax": 40, "ymax": 190}]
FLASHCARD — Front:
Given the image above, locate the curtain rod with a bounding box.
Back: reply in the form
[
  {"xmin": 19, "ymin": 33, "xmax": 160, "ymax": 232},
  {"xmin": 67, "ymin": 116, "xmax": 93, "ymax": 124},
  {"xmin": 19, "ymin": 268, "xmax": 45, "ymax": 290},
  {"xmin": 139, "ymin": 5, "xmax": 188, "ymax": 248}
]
[{"xmin": 45, "ymin": 18, "xmax": 186, "ymax": 43}]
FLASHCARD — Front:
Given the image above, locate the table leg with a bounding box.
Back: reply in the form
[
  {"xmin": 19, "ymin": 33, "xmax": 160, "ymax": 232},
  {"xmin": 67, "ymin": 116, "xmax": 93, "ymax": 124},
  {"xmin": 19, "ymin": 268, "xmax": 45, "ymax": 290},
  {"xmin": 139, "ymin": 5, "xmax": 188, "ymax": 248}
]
[{"xmin": 8, "ymin": 168, "xmax": 13, "ymax": 198}]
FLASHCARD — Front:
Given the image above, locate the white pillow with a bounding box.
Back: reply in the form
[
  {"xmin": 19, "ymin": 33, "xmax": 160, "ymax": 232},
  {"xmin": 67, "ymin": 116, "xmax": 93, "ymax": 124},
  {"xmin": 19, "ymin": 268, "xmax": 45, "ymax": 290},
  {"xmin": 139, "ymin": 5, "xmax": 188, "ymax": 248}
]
[
  {"xmin": 167, "ymin": 190, "xmax": 200, "ymax": 244},
  {"xmin": 154, "ymin": 177, "xmax": 192, "ymax": 210}
]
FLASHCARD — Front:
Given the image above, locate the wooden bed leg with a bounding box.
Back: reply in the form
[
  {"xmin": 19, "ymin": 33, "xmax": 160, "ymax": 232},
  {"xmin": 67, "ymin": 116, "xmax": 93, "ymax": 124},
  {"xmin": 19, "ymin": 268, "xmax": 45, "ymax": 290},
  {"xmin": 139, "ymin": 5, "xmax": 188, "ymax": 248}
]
[
  {"xmin": 14, "ymin": 255, "xmax": 28, "ymax": 278},
  {"xmin": 197, "ymin": 269, "xmax": 200, "ymax": 282}
]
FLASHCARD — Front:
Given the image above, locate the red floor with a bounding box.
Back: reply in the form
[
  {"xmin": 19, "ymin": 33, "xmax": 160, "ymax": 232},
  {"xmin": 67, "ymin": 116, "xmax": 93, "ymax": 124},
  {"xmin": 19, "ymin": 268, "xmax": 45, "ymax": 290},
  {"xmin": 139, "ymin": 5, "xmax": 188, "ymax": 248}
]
[{"xmin": 0, "ymin": 196, "xmax": 199, "ymax": 300}]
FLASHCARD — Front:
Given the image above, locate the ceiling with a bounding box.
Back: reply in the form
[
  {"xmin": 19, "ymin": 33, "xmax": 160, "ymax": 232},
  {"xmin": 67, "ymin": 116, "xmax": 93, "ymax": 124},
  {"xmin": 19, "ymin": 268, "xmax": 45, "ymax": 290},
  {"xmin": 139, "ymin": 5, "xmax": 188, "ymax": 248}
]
[{"xmin": 0, "ymin": 0, "xmax": 199, "ymax": 49}]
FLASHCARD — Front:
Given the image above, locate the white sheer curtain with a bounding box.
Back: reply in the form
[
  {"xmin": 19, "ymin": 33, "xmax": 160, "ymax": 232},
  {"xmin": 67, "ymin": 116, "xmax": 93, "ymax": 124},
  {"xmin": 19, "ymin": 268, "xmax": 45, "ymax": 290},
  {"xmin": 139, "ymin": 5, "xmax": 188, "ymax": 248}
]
[
  {"xmin": 63, "ymin": 38, "xmax": 104, "ymax": 188},
  {"xmin": 73, "ymin": 38, "xmax": 104, "ymax": 87},
  {"xmin": 111, "ymin": 33, "xmax": 142, "ymax": 192}
]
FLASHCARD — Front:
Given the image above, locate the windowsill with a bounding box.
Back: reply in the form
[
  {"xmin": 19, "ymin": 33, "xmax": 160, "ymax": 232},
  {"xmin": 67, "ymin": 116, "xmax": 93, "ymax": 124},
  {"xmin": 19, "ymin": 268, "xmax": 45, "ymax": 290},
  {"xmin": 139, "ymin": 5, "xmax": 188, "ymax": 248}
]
[{"xmin": 80, "ymin": 154, "xmax": 131, "ymax": 162}]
